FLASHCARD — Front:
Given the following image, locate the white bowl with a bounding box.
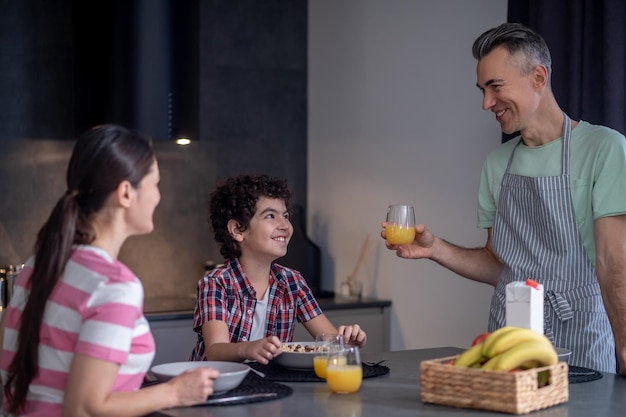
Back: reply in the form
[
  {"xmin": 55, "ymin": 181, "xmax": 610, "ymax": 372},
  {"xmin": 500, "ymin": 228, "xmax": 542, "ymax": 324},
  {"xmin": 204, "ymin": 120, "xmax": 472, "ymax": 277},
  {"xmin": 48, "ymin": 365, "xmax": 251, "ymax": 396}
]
[
  {"xmin": 150, "ymin": 361, "xmax": 249, "ymax": 393},
  {"xmin": 274, "ymin": 342, "xmax": 320, "ymax": 370},
  {"xmin": 555, "ymin": 347, "xmax": 572, "ymax": 363}
]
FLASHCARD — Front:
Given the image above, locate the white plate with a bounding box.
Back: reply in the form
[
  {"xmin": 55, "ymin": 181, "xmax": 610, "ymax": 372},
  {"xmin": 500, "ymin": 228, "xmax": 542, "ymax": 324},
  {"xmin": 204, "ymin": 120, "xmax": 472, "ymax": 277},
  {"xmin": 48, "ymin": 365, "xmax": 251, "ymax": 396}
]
[
  {"xmin": 274, "ymin": 342, "xmax": 319, "ymax": 370},
  {"xmin": 150, "ymin": 361, "xmax": 249, "ymax": 393}
]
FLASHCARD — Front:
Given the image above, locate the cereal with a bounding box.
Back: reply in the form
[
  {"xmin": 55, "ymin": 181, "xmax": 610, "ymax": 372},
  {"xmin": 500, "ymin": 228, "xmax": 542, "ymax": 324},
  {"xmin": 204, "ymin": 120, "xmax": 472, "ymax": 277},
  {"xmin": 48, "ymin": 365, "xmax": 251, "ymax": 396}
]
[{"xmin": 281, "ymin": 343, "xmax": 327, "ymax": 353}]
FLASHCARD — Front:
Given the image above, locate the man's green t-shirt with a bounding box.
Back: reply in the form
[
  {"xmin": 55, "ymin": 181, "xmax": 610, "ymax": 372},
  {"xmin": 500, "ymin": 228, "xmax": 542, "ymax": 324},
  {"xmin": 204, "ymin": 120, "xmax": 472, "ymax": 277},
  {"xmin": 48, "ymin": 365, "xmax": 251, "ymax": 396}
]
[{"xmin": 478, "ymin": 120, "xmax": 626, "ymax": 265}]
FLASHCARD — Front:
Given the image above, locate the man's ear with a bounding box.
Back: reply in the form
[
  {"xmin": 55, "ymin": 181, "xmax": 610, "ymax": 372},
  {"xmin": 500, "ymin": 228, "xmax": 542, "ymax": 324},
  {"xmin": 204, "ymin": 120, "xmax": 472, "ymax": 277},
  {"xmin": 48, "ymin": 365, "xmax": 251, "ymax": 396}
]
[
  {"xmin": 116, "ymin": 180, "xmax": 133, "ymax": 208},
  {"xmin": 533, "ymin": 64, "xmax": 549, "ymax": 89},
  {"xmin": 227, "ymin": 219, "xmax": 244, "ymax": 242}
]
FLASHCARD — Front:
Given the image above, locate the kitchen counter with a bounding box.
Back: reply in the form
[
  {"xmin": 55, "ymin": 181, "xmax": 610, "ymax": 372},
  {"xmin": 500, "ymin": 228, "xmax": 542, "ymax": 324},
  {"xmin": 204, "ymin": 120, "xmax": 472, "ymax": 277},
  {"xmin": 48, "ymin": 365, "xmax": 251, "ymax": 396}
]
[
  {"xmin": 146, "ymin": 347, "xmax": 626, "ymax": 417},
  {"xmin": 144, "ymin": 296, "xmax": 391, "ymax": 321}
]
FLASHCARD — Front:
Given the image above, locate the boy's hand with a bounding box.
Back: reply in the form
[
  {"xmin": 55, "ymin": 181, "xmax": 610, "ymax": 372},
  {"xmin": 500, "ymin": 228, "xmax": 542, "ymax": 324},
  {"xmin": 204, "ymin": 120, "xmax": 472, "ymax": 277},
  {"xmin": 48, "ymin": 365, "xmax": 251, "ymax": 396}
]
[
  {"xmin": 243, "ymin": 336, "xmax": 282, "ymax": 364},
  {"xmin": 338, "ymin": 324, "xmax": 367, "ymax": 348}
]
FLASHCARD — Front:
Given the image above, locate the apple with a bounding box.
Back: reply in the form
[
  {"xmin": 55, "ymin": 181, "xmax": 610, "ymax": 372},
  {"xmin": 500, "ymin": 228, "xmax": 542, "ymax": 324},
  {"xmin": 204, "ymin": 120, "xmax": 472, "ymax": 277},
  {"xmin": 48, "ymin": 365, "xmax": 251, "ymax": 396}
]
[{"xmin": 471, "ymin": 332, "xmax": 491, "ymax": 346}]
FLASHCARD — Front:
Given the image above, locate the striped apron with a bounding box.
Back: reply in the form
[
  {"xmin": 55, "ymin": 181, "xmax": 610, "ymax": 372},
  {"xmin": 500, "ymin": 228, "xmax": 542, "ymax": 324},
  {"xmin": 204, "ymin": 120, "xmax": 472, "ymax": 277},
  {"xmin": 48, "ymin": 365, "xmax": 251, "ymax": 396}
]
[{"xmin": 487, "ymin": 114, "xmax": 616, "ymax": 373}]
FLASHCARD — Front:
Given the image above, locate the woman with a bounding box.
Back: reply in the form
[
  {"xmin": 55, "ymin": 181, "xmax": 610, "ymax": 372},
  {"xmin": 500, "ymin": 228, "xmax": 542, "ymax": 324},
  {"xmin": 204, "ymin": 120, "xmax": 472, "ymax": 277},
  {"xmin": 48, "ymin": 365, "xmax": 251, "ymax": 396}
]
[{"xmin": 0, "ymin": 125, "xmax": 219, "ymax": 417}]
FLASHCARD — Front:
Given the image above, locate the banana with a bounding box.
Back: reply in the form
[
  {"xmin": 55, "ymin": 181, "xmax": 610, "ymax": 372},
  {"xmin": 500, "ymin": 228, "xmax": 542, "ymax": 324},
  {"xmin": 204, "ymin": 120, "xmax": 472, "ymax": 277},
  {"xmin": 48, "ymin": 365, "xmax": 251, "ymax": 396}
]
[
  {"xmin": 454, "ymin": 342, "xmax": 485, "ymax": 368},
  {"xmin": 483, "ymin": 327, "xmax": 553, "ymax": 358},
  {"xmin": 480, "ymin": 354, "xmax": 539, "ymax": 371},
  {"xmin": 488, "ymin": 340, "xmax": 558, "ymax": 371},
  {"xmin": 457, "ymin": 326, "xmax": 558, "ymax": 372},
  {"xmin": 480, "ymin": 326, "xmax": 518, "ymax": 357},
  {"xmin": 480, "ymin": 355, "xmax": 499, "ymax": 370},
  {"xmin": 517, "ymin": 359, "xmax": 541, "ymax": 370}
]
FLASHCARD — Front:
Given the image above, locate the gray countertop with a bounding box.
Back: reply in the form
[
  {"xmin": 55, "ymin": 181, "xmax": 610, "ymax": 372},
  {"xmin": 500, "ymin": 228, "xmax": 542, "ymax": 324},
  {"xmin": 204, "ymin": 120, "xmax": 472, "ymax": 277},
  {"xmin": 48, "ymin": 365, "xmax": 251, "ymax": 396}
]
[{"xmin": 145, "ymin": 346, "xmax": 626, "ymax": 417}]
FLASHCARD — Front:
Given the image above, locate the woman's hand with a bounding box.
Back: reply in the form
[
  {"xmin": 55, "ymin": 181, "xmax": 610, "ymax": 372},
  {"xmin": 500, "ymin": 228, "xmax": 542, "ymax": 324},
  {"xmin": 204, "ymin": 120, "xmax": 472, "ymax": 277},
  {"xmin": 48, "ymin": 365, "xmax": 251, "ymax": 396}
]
[
  {"xmin": 338, "ymin": 324, "xmax": 367, "ymax": 348},
  {"xmin": 64, "ymin": 353, "xmax": 220, "ymax": 416},
  {"xmin": 242, "ymin": 335, "xmax": 282, "ymax": 364},
  {"xmin": 167, "ymin": 366, "xmax": 221, "ymax": 407}
]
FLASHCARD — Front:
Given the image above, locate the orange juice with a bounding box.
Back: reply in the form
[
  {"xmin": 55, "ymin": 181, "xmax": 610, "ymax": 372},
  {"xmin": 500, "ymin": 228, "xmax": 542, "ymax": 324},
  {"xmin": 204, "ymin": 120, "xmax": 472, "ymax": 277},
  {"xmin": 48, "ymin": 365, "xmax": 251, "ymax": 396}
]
[
  {"xmin": 326, "ymin": 365, "xmax": 363, "ymax": 393},
  {"xmin": 316, "ymin": 355, "xmax": 346, "ymax": 379},
  {"xmin": 314, "ymin": 355, "xmax": 329, "ymax": 378},
  {"xmin": 385, "ymin": 224, "xmax": 415, "ymax": 245}
]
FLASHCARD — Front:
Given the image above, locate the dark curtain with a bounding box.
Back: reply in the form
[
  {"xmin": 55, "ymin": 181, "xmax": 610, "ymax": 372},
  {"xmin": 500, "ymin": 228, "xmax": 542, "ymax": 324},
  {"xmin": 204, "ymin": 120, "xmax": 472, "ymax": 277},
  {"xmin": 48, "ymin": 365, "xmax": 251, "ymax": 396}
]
[{"xmin": 505, "ymin": 0, "xmax": 626, "ymax": 141}]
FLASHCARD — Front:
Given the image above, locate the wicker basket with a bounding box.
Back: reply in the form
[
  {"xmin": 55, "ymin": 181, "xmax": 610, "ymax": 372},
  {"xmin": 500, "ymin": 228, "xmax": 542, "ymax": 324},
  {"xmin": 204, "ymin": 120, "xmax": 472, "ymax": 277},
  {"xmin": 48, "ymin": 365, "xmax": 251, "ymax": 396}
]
[{"xmin": 420, "ymin": 355, "xmax": 569, "ymax": 414}]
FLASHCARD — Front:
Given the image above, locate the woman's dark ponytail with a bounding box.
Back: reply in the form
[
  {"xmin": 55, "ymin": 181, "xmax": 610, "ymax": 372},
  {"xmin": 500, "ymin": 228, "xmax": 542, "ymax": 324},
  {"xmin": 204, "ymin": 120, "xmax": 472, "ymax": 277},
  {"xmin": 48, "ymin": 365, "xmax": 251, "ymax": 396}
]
[{"xmin": 4, "ymin": 191, "xmax": 81, "ymax": 412}]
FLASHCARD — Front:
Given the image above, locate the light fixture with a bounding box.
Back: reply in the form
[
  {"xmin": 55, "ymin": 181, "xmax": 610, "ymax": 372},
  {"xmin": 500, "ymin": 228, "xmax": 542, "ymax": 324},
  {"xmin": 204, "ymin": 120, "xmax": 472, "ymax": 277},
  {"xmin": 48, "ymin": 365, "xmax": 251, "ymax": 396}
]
[{"xmin": 175, "ymin": 137, "xmax": 192, "ymax": 146}]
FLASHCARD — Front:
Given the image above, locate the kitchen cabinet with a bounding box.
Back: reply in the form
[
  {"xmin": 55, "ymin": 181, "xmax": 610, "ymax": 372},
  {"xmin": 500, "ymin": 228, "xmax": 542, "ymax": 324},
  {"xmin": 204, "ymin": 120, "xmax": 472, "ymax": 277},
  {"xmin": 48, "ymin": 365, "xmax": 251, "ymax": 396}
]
[
  {"xmin": 147, "ymin": 314, "xmax": 198, "ymax": 365},
  {"xmin": 146, "ymin": 298, "xmax": 391, "ymax": 365}
]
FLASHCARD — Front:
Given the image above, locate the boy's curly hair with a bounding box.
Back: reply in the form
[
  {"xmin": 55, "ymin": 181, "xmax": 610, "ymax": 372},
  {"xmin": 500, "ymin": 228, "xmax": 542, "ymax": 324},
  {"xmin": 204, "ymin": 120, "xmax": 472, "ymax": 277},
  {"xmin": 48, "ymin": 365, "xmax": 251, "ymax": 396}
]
[{"xmin": 209, "ymin": 173, "xmax": 292, "ymax": 259}]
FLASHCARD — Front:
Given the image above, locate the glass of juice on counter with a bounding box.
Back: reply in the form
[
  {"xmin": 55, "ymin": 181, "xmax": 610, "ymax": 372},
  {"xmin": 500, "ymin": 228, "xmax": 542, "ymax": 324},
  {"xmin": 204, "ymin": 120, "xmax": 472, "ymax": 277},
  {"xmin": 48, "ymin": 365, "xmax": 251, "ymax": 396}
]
[
  {"xmin": 326, "ymin": 346, "xmax": 362, "ymax": 394},
  {"xmin": 314, "ymin": 333, "xmax": 344, "ymax": 379},
  {"xmin": 385, "ymin": 204, "xmax": 415, "ymax": 245}
]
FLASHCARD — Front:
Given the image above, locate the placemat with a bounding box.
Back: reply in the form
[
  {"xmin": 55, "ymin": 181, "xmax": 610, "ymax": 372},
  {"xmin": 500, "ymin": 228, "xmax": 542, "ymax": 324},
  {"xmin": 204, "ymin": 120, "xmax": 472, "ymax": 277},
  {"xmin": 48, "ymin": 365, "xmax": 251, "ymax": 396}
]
[
  {"xmin": 248, "ymin": 360, "xmax": 390, "ymax": 382},
  {"xmin": 142, "ymin": 372, "xmax": 292, "ymax": 406},
  {"xmin": 567, "ymin": 365, "xmax": 603, "ymax": 384},
  {"xmin": 198, "ymin": 372, "xmax": 292, "ymax": 406}
]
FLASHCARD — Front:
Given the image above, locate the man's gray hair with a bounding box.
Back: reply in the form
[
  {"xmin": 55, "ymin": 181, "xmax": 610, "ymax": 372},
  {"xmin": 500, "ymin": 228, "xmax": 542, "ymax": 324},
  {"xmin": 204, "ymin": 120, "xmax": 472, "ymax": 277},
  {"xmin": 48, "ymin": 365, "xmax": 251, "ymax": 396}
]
[{"xmin": 472, "ymin": 23, "xmax": 552, "ymax": 82}]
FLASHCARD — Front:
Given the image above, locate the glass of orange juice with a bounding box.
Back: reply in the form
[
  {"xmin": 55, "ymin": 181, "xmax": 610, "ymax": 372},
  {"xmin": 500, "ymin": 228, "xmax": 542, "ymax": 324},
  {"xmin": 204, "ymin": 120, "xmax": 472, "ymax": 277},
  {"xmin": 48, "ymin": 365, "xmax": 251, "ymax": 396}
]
[
  {"xmin": 385, "ymin": 204, "xmax": 415, "ymax": 245},
  {"xmin": 326, "ymin": 346, "xmax": 362, "ymax": 394},
  {"xmin": 314, "ymin": 333, "xmax": 344, "ymax": 379}
]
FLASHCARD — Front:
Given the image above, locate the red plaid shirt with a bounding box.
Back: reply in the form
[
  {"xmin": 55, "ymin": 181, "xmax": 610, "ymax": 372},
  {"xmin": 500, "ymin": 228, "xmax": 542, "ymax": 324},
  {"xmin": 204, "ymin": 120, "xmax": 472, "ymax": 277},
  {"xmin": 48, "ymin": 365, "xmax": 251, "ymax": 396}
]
[{"xmin": 189, "ymin": 258, "xmax": 322, "ymax": 361}]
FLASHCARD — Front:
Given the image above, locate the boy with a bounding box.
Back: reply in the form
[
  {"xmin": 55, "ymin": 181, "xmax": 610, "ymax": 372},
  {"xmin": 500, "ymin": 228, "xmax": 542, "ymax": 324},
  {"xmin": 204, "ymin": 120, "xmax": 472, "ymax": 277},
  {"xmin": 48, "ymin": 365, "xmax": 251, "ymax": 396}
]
[{"xmin": 190, "ymin": 174, "xmax": 367, "ymax": 363}]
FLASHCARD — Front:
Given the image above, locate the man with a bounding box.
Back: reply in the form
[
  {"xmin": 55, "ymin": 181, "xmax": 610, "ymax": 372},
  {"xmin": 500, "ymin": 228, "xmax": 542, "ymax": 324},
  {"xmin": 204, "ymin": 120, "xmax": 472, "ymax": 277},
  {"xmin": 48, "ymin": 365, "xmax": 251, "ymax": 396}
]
[{"xmin": 383, "ymin": 23, "xmax": 626, "ymax": 375}]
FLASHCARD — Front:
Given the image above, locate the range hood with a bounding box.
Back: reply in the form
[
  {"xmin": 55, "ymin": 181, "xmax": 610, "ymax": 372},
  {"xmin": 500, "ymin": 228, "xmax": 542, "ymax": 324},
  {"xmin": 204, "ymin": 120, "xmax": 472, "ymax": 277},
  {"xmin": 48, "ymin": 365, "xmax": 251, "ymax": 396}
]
[{"xmin": 72, "ymin": 0, "xmax": 199, "ymax": 141}]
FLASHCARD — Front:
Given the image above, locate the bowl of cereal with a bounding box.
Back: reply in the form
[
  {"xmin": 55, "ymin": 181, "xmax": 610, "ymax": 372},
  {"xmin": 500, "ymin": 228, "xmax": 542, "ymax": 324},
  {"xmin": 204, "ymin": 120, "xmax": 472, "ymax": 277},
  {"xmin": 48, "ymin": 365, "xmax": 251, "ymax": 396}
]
[
  {"xmin": 274, "ymin": 342, "xmax": 323, "ymax": 370},
  {"xmin": 150, "ymin": 361, "xmax": 250, "ymax": 394}
]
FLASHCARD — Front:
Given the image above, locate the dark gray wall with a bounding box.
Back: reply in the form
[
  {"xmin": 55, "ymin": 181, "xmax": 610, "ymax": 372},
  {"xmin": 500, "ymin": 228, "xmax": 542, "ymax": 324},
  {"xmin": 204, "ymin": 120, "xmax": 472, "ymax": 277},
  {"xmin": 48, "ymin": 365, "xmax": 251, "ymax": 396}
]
[{"xmin": 0, "ymin": 0, "xmax": 307, "ymax": 312}]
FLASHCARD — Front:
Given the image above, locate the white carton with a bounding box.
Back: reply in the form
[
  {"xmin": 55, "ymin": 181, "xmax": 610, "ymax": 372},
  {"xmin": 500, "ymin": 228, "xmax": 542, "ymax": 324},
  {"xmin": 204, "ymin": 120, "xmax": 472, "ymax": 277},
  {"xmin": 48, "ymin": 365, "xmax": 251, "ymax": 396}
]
[{"xmin": 505, "ymin": 279, "xmax": 544, "ymax": 333}]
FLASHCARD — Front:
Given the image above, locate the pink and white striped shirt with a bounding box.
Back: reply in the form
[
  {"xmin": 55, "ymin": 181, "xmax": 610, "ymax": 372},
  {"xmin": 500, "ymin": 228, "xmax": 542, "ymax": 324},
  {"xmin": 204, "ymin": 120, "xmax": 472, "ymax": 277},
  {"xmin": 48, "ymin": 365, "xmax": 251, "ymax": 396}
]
[{"xmin": 1, "ymin": 245, "xmax": 155, "ymax": 416}]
